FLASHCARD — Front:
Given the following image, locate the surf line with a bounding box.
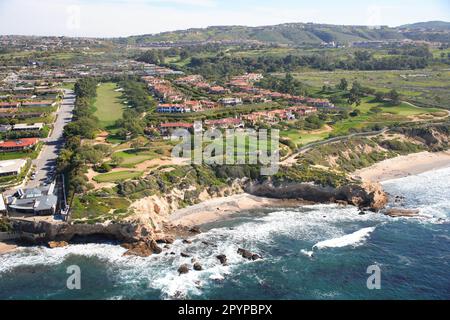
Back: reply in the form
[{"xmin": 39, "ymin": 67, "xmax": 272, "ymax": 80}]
[{"xmin": 301, "ymin": 227, "xmax": 377, "ymax": 257}]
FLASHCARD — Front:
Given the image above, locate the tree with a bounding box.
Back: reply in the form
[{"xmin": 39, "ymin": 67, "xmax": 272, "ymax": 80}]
[
  {"xmin": 374, "ymin": 91, "xmax": 385, "ymax": 102},
  {"xmin": 137, "ymin": 50, "xmax": 163, "ymax": 64},
  {"xmin": 350, "ymin": 109, "xmax": 361, "ymax": 117},
  {"xmin": 348, "ymin": 81, "xmax": 363, "ymax": 106},
  {"xmin": 337, "ymin": 78, "xmax": 348, "ymax": 91},
  {"xmin": 57, "ymin": 149, "xmax": 74, "ymax": 172},
  {"xmin": 387, "ymin": 89, "xmax": 401, "ymax": 105},
  {"xmin": 77, "ymin": 146, "xmax": 104, "ymax": 166},
  {"xmin": 130, "ymin": 136, "xmax": 147, "ymax": 151},
  {"xmin": 111, "ymin": 153, "xmax": 124, "ymax": 166}
]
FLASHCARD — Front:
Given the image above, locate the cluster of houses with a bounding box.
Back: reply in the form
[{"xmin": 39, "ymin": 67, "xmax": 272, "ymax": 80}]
[
  {"xmin": 153, "ymin": 104, "xmax": 318, "ymax": 137},
  {"xmin": 144, "ymin": 76, "xmax": 220, "ymax": 113},
  {"xmin": 0, "ymin": 35, "xmax": 103, "ymax": 52},
  {"xmin": 0, "ymin": 85, "xmax": 59, "ymax": 121},
  {"xmin": 145, "ymin": 71, "xmax": 335, "ymax": 115},
  {"xmin": 143, "ymin": 76, "xmax": 185, "ymax": 103},
  {"xmin": 243, "ymin": 105, "xmax": 318, "ymax": 125}
]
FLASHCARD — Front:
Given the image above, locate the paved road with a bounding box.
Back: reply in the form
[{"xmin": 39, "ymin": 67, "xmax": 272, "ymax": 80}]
[{"xmin": 26, "ymin": 89, "xmax": 75, "ymax": 188}]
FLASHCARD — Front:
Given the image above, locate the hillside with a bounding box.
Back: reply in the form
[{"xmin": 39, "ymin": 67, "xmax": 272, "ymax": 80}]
[
  {"xmin": 124, "ymin": 23, "xmax": 406, "ymax": 46},
  {"xmin": 399, "ymin": 21, "xmax": 450, "ymax": 31},
  {"xmin": 122, "ymin": 22, "xmax": 450, "ymax": 46}
]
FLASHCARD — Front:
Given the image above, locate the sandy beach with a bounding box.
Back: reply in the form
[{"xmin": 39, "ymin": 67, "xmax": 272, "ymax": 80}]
[
  {"xmin": 0, "ymin": 242, "xmax": 18, "ymax": 255},
  {"xmin": 353, "ymin": 151, "xmax": 450, "ymax": 182},
  {"xmin": 170, "ymin": 193, "xmax": 308, "ymax": 227}
]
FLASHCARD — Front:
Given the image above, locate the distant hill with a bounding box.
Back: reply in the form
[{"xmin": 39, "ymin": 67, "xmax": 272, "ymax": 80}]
[
  {"xmin": 399, "ymin": 21, "xmax": 450, "ymax": 31},
  {"xmin": 124, "ymin": 23, "xmax": 405, "ymax": 46},
  {"xmin": 122, "ymin": 22, "xmax": 450, "ymax": 46}
]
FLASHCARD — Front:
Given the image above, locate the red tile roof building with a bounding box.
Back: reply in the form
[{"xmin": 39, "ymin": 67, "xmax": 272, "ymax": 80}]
[{"xmin": 0, "ymin": 138, "xmax": 38, "ymax": 152}]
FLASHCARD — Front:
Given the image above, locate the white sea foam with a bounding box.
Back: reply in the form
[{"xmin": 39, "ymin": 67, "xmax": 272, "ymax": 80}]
[
  {"xmin": 300, "ymin": 249, "xmax": 314, "ymax": 258},
  {"xmin": 312, "ymin": 227, "xmax": 376, "ymax": 250},
  {"xmin": 382, "ymin": 166, "xmax": 450, "ymax": 220},
  {"xmin": 0, "ymin": 243, "xmax": 128, "ymax": 274}
]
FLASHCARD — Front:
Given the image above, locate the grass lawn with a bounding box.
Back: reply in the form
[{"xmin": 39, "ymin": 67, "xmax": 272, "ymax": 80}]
[
  {"xmin": 93, "ymin": 170, "xmax": 143, "ymax": 183},
  {"xmin": 112, "ymin": 143, "xmax": 172, "ymax": 167},
  {"xmin": 0, "ymin": 143, "xmax": 43, "ymax": 161},
  {"xmin": 94, "ymin": 82, "xmax": 126, "ymax": 129},
  {"xmin": 281, "ymin": 130, "xmax": 330, "ymax": 146},
  {"xmin": 113, "ymin": 150, "xmax": 156, "ymax": 166}
]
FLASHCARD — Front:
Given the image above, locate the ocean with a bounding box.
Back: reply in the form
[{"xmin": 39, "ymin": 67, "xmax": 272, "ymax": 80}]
[{"xmin": 1, "ymin": 167, "xmax": 449, "ymax": 300}]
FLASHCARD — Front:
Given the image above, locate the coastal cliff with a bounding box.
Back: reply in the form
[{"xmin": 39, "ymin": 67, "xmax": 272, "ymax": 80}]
[
  {"xmin": 8, "ymin": 219, "xmax": 147, "ymax": 243},
  {"xmin": 6, "ymin": 174, "xmax": 387, "ymax": 245},
  {"xmin": 245, "ymin": 179, "xmax": 387, "ymax": 211}
]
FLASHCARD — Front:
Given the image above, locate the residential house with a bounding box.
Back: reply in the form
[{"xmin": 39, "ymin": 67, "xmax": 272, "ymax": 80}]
[
  {"xmin": 204, "ymin": 117, "xmax": 244, "ymax": 129},
  {"xmin": 0, "ymin": 102, "xmax": 20, "ymax": 109},
  {"xmin": 0, "ymin": 138, "xmax": 38, "ymax": 152},
  {"xmin": 184, "ymin": 100, "xmax": 203, "ymax": 112},
  {"xmin": 6, "ymin": 182, "xmax": 57, "ymax": 216},
  {"xmin": 156, "ymin": 104, "xmax": 191, "ymax": 113},
  {"xmin": 159, "ymin": 122, "xmax": 193, "ymax": 135},
  {"xmin": 199, "ymin": 100, "xmax": 218, "ymax": 110},
  {"xmin": 305, "ymin": 98, "xmax": 335, "ymax": 109},
  {"xmin": 218, "ymin": 97, "xmax": 243, "ymax": 107},
  {"xmin": 12, "ymin": 123, "xmax": 44, "ymax": 132},
  {"xmin": 209, "ymin": 86, "xmax": 229, "ymax": 95},
  {"xmin": 287, "ymin": 105, "xmax": 318, "ymax": 116},
  {"xmin": 0, "ymin": 159, "xmax": 27, "ymax": 177},
  {"xmin": 0, "ymin": 125, "xmax": 12, "ymax": 133},
  {"xmin": 21, "ymin": 100, "xmax": 56, "ymax": 108}
]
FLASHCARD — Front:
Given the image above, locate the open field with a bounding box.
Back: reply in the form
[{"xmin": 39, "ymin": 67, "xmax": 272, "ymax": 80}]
[
  {"xmin": 290, "ymin": 68, "xmax": 450, "ymax": 109},
  {"xmin": 94, "ymin": 82, "xmax": 125, "ymax": 129}
]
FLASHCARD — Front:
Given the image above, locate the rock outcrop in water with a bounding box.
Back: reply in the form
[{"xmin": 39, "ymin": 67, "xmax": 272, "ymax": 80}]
[
  {"xmin": 216, "ymin": 254, "xmax": 228, "ymax": 265},
  {"xmin": 121, "ymin": 240, "xmax": 162, "ymax": 257},
  {"xmin": 178, "ymin": 264, "xmax": 190, "ymax": 275},
  {"xmin": 47, "ymin": 241, "xmax": 69, "ymax": 248},
  {"xmin": 237, "ymin": 248, "xmax": 262, "ymax": 260},
  {"xmin": 245, "ymin": 180, "xmax": 387, "ymax": 212},
  {"xmin": 385, "ymin": 208, "xmax": 420, "ymax": 217}
]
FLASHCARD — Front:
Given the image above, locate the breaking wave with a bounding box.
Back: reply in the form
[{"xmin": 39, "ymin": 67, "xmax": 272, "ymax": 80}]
[{"xmin": 312, "ymin": 227, "xmax": 376, "ymax": 250}]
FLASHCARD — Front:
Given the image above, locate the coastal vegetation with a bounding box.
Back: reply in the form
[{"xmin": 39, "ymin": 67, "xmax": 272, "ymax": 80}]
[
  {"xmin": 0, "ymin": 218, "xmax": 12, "ymax": 232},
  {"xmin": 298, "ymin": 122, "xmax": 449, "ymax": 173}
]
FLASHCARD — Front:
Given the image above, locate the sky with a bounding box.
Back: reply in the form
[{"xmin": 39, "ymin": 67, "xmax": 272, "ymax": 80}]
[{"xmin": 0, "ymin": 0, "xmax": 449, "ymax": 38}]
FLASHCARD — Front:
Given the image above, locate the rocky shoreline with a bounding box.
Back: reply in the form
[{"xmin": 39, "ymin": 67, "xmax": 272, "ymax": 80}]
[{"xmin": 3, "ymin": 179, "xmax": 387, "ymax": 242}]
